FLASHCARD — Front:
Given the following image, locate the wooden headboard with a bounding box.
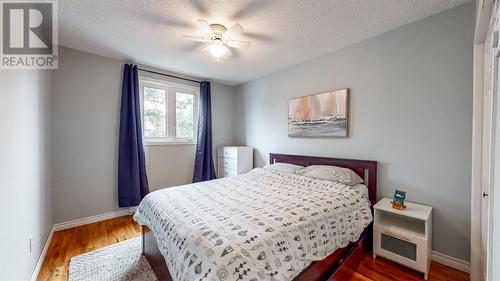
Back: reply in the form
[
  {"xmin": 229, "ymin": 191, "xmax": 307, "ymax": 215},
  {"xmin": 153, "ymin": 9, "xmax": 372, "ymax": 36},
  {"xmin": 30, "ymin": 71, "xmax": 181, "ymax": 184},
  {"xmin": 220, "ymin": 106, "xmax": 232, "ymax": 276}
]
[{"xmin": 269, "ymin": 153, "xmax": 378, "ymax": 205}]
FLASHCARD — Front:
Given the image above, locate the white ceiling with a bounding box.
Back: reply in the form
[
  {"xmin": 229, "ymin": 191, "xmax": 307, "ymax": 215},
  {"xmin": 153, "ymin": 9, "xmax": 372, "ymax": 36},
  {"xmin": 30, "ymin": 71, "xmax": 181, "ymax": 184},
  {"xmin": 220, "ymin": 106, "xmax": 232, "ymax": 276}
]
[{"xmin": 59, "ymin": 0, "xmax": 470, "ymax": 85}]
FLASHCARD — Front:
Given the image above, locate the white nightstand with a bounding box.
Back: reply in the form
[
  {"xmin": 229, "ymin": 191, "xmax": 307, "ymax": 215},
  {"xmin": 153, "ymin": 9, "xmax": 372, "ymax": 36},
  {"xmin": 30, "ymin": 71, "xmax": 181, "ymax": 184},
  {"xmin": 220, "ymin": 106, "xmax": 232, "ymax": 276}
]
[{"xmin": 373, "ymin": 197, "xmax": 432, "ymax": 280}]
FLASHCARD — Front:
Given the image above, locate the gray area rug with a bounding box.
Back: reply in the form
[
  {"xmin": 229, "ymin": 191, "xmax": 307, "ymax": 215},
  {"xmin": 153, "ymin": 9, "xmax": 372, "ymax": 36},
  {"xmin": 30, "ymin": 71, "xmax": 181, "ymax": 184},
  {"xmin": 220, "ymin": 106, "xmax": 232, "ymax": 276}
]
[{"xmin": 68, "ymin": 237, "xmax": 157, "ymax": 281}]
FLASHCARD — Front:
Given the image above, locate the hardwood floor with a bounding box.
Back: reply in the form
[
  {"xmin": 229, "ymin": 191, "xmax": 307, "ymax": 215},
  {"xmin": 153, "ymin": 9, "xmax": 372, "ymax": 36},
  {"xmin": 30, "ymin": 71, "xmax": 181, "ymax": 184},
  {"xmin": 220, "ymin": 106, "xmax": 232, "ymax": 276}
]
[
  {"xmin": 349, "ymin": 254, "xmax": 469, "ymax": 281},
  {"xmin": 37, "ymin": 215, "xmax": 141, "ymax": 281},
  {"xmin": 37, "ymin": 215, "xmax": 469, "ymax": 281}
]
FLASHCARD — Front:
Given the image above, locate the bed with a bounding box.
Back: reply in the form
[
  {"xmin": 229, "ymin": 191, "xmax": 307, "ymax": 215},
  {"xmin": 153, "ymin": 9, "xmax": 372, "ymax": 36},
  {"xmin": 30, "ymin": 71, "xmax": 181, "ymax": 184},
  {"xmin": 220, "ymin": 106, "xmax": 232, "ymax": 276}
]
[{"xmin": 134, "ymin": 153, "xmax": 377, "ymax": 281}]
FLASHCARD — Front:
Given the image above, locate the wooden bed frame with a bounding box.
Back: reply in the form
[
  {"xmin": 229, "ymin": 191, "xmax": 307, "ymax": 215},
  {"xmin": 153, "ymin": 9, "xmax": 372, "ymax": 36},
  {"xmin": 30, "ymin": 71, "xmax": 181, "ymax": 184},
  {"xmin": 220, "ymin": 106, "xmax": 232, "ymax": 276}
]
[{"xmin": 143, "ymin": 153, "xmax": 377, "ymax": 281}]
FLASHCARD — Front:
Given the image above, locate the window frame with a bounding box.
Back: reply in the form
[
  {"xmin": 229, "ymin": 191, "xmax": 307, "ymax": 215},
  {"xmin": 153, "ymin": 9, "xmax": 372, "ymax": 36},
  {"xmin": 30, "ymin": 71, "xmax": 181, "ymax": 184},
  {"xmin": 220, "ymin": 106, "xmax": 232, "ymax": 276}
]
[{"xmin": 139, "ymin": 77, "xmax": 199, "ymax": 145}]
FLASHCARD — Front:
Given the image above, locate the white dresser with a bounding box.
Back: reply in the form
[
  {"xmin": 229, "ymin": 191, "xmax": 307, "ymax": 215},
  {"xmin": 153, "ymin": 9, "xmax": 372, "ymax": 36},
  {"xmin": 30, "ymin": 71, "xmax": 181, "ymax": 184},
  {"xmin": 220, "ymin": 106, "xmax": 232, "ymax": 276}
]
[{"xmin": 217, "ymin": 146, "xmax": 253, "ymax": 178}]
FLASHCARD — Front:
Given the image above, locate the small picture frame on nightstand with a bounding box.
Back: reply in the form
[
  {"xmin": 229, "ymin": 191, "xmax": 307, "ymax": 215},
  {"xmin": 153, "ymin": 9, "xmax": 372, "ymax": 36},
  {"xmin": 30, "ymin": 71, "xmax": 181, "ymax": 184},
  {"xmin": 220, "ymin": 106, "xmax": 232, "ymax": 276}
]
[{"xmin": 391, "ymin": 189, "xmax": 406, "ymax": 210}]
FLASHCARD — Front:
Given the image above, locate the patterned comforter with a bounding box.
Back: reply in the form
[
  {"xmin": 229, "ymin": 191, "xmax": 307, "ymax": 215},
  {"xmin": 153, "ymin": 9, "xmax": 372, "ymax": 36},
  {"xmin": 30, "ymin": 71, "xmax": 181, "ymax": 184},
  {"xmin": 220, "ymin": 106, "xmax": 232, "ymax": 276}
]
[{"xmin": 133, "ymin": 168, "xmax": 372, "ymax": 281}]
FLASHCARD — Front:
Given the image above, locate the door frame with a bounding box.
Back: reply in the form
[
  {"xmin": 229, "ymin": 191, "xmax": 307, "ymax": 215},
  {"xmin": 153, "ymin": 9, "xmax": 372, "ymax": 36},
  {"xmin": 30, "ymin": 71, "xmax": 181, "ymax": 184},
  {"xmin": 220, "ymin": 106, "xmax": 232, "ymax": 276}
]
[
  {"xmin": 472, "ymin": 1, "xmax": 497, "ymax": 280},
  {"xmin": 472, "ymin": 41, "xmax": 485, "ymax": 281}
]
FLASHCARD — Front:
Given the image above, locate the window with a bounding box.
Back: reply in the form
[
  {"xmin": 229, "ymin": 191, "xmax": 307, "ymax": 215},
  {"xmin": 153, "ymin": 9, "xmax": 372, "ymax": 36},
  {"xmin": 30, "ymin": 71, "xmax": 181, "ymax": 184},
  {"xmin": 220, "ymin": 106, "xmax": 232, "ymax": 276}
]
[
  {"xmin": 143, "ymin": 87, "xmax": 167, "ymax": 138},
  {"xmin": 140, "ymin": 78, "xmax": 199, "ymax": 144},
  {"xmin": 176, "ymin": 92, "xmax": 195, "ymax": 139}
]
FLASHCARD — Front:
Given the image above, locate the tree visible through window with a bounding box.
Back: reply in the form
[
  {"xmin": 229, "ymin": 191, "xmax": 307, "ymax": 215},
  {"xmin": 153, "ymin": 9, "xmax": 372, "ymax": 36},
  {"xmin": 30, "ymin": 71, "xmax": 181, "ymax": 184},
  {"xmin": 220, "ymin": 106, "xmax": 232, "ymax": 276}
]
[
  {"xmin": 176, "ymin": 92, "xmax": 194, "ymax": 139},
  {"xmin": 143, "ymin": 87, "xmax": 166, "ymax": 138},
  {"xmin": 140, "ymin": 79, "xmax": 198, "ymax": 143}
]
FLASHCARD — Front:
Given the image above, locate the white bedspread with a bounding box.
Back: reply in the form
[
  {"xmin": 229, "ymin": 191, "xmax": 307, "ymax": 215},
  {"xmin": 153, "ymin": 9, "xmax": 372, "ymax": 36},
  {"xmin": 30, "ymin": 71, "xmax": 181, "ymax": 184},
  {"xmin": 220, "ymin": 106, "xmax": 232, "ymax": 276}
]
[{"xmin": 134, "ymin": 168, "xmax": 372, "ymax": 281}]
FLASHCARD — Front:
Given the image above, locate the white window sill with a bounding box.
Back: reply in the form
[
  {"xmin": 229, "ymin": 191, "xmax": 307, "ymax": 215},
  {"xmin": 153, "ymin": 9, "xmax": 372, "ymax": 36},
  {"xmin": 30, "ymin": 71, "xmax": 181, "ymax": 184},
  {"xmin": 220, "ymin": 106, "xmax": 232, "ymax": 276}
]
[{"xmin": 144, "ymin": 141, "xmax": 196, "ymax": 146}]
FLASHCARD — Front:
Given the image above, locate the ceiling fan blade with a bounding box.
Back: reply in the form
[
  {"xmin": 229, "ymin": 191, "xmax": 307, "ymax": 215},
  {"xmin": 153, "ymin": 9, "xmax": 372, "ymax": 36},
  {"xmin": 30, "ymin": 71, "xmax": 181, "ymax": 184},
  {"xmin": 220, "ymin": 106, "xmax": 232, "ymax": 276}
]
[
  {"xmin": 197, "ymin": 19, "xmax": 214, "ymax": 35},
  {"xmin": 225, "ymin": 39, "xmax": 251, "ymax": 49},
  {"xmin": 222, "ymin": 46, "xmax": 232, "ymax": 59},
  {"xmin": 225, "ymin": 46, "xmax": 232, "ymax": 56},
  {"xmin": 183, "ymin": 35, "xmax": 211, "ymax": 42},
  {"xmin": 223, "ymin": 23, "xmax": 244, "ymax": 39},
  {"xmin": 227, "ymin": 23, "xmax": 244, "ymax": 34},
  {"xmin": 201, "ymin": 44, "xmax": 212, "ymax": 52}
]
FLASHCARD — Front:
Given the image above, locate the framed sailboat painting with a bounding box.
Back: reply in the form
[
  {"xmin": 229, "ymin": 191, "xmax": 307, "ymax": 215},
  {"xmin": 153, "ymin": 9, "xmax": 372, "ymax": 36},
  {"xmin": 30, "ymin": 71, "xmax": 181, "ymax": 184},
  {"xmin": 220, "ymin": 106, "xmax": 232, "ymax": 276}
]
[{"xmin": 288, "ymin": 89, "xmax": 349, "ymax": 137}]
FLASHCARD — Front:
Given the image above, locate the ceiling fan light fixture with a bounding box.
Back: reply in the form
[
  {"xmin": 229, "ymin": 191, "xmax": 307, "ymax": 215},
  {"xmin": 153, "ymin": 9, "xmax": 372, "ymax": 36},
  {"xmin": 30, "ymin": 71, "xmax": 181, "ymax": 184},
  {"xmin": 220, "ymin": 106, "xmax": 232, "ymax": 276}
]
[
  {"xmin": 185, "ymin": 19, "xmax": 249, "ymax": 60},
  {"xmin": 209, "ymin": 42, "xmax": 227, "ymax": 58}
]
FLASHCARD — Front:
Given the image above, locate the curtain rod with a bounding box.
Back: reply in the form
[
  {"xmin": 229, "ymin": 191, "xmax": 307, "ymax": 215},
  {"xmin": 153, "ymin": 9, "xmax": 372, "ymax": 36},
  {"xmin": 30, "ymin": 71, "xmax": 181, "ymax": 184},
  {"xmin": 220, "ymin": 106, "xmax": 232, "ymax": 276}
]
[{"xmin": 137, "ymin": 68, "xmax": 202, "ymax": 84}]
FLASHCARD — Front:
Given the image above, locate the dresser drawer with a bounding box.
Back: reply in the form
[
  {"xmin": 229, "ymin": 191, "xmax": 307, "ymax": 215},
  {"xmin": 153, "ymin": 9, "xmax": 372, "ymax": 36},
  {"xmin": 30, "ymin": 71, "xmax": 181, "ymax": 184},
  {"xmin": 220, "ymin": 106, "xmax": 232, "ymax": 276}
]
[
  {"xmin": 218, "ymin": 147, "xmax": 237, "ymax": 159},
  {"xmin": 218, "ymin": 157, "xmax": 237, "ymax": 170},
  {"xmin": 218, "ymin": 167, "xmax": 237, "ymax": 178}
]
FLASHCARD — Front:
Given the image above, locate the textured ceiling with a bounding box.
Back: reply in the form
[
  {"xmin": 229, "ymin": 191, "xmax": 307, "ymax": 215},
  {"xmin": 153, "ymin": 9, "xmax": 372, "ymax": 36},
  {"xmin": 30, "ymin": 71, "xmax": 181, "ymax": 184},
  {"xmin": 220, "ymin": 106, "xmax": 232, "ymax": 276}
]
[{"xmin": 59, "ymin": 0, "xmax": 470, "ymax": 85}]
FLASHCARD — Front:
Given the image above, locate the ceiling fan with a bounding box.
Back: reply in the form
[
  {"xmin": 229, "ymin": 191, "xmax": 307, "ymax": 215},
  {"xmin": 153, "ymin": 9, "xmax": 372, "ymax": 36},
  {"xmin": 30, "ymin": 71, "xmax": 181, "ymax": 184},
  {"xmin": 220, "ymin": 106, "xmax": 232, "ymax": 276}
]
[{"xmin": 183, "ymin": 19, "xmax": 251, "ymax": 60}]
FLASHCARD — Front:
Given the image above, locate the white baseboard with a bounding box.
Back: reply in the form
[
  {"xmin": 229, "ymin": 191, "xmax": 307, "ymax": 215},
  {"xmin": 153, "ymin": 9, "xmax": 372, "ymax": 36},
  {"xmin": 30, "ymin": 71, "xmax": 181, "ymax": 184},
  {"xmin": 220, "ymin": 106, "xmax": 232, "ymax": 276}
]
[
  {"xmin": 432, "ymin": 251, "xmax": 470, "ymax": 273},
  {"xmin": 29, "ymin": 226, "xmax": 54, "ymax": 281},
  {"xmin": 52, "ymin": 209, "xmax": 132, "ymax": 231}
]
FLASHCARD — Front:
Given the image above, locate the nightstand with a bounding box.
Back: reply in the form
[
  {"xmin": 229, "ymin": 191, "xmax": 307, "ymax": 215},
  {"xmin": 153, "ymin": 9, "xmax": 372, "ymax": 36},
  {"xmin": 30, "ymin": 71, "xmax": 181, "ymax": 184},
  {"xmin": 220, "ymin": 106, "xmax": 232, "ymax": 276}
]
[{"xmin": 373, "ymin": 197, "xmax": 432, "ymax": 280}]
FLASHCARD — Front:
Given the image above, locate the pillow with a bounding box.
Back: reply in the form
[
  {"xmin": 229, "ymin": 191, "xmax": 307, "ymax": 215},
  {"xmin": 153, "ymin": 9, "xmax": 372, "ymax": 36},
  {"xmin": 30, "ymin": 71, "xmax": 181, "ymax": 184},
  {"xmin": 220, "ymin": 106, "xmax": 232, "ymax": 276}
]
[
  {"xmin": 263, "ymin": 163, "xmax": 304, "ymax": 174},
  {"xmin": 296, "ymin": 165, "xmax": 364, "ymax": 186}
]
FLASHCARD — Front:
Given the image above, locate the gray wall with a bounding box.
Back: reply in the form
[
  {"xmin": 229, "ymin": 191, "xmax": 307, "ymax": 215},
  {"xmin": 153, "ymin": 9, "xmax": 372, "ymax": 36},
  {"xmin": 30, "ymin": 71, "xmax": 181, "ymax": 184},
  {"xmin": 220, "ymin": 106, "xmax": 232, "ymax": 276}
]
[
  {"xmin": 51, "ymin": 47, "xmax": 124, "ymax": 223},
  {"xmin": 0, "ymin": 70, "xmax": 52, "ymax": 280},
  {"xmin": 51, "ymin": 47, "xmax": 236, "ymax": 223},
  {"xmin": 235, "ymin": 3, "xmax": 473, "ymax": 261}
]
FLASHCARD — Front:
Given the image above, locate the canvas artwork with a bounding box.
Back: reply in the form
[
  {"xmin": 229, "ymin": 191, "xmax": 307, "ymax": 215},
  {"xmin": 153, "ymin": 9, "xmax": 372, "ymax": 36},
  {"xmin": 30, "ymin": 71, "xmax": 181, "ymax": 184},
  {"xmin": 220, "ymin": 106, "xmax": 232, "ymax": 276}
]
[{"xmin": 288, "ymin": 89, "xmax": 349, "ymax": 137}]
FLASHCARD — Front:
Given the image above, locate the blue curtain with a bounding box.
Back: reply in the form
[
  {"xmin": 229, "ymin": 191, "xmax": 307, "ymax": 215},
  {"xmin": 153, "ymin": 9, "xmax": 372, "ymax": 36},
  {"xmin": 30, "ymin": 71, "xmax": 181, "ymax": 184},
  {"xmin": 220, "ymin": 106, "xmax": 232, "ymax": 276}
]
[
  {"xmin": 193, "ymin": 81, "xmax": 216, "ymax": 182},
  {"xmin": 118, "ymin": 64, "xmax": 149, "ymax": 207}
]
